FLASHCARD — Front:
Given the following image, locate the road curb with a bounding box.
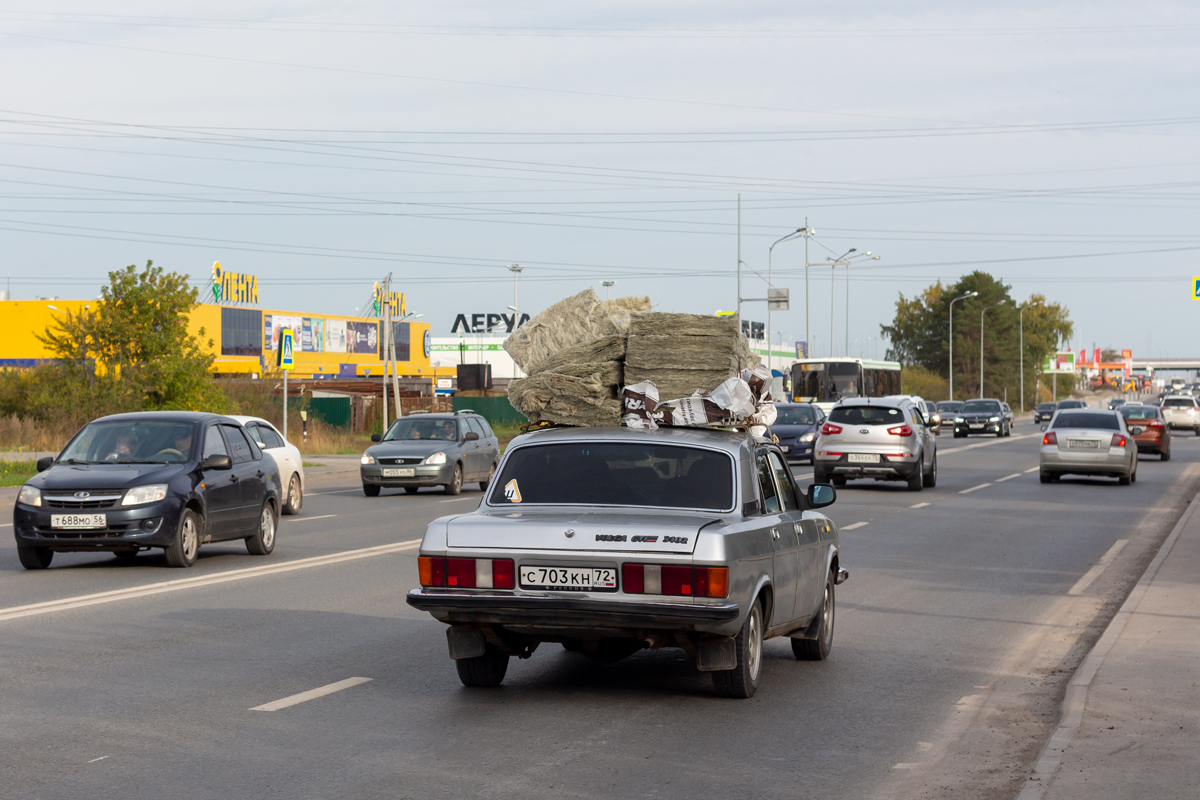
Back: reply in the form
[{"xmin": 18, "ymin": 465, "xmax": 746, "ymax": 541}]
[{"xmin": 1014, "ymin": 490, "xmax": 1200, "ymax": 799}]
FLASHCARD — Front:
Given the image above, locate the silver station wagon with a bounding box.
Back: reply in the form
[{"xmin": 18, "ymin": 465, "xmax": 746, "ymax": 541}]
[{"xmin": 407, "ymin": 426, "xmax": 848, "ymax": 698}]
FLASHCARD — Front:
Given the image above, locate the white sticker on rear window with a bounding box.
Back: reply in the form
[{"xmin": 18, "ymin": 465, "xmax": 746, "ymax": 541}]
[{"xmin": 504, "ymin": 479, "xmax": 522, "ymax": 503}]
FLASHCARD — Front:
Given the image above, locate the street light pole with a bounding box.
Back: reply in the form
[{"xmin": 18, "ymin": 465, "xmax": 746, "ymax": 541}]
[
  {"xmin": 768, "ymin": 227, "xmax": 804, "ymax": 375},
  {"xmin": 844, "ymin": 253, "xmax": 879, "ymax": 356},
  {"xmin": 948, "ymin": 291, "xmax": 978, "ymax": 401},
  {"xmin": 1019, "ymin": 300, "xmax": 1042, "ymax": 412},
  {"xmin": 980, "ymin": 300, "xmax": 1006, "ymax": 398},
  {"xmin": 601, "ymin": 280, "xmax": 615, "ymax": 300},
  {"xmin": 507, "ymin": 264, "xmax": 524, "ymax": 316}
]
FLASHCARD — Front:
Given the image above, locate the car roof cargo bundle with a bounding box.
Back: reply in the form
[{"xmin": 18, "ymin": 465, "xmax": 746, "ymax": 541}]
[{"xmin": 505, "ymin": 290, "xmax": 773, "ymax": 431}]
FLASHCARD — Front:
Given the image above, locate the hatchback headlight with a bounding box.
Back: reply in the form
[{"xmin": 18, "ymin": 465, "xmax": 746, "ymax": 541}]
[
  {"xmin": 122, "ymin": 484, "xmax": 168, "ymax": 506},
  {"xmin": 361, "ymin": 453, "xmax": 375, "ymax": 465},
  {"xmin": 800, "ymin": 432, "xmax": 816, "ymax": 443},
  {"xmin": 423, "ymin": 452, "xmax": 448, "ymax": 465},
  {"xmin": 17, "ymin": 485, "xmax": 41, "ymax": 507}
]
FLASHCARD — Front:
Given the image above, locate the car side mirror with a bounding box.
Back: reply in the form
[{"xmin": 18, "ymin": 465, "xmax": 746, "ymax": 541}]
[
  {"xmin": 463, "ymin": 431, "xmax": 479, "ymax": 442},
  {"xmin": 807, "ymin": 483, "xmax": 836, "ymax": 509},
  {"xmin": 201, "ymin": 454, "xmax": 232, "ymax": 471},
  {"xmin": 370, "ymin": 433, "xmax": 381, "ymax": 443},
  {"xmin": 1040, "ymin": 424, "xmax": 1048, "ymax": 432},
  {"xmin": 36, "ymin": 456, "xmax": 53, "ymax": 472}
]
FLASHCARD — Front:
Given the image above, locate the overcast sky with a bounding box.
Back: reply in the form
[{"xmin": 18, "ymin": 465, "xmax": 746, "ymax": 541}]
[{"xmin": 2, "ymin": 1, "xmax": 1198, "ymax": 359}]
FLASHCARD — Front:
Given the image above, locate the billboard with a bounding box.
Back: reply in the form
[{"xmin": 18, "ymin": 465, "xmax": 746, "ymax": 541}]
[
  {"xmin": 347, "ymin": 321, "xmax": 378, "ymax": 354},
  {"xmin": 265, "ymin": 314, "xmax": 302, "ymax": 351},
  {"xmin": 1044, "ymin": 351, "xmax": 1076, "ymax": 374},
  {"xmin": 325, "ymin": 319, "xmax": 347, "ymax": 353}
]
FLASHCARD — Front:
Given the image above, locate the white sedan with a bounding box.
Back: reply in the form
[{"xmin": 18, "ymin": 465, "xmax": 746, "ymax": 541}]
[
  {"xmin": 1039, "ymin": 409, "xmax": 1137, "ymax": 485},
  {"xmin": 228, "ymin": 415, "xmax": 306, "ymax": 514}
]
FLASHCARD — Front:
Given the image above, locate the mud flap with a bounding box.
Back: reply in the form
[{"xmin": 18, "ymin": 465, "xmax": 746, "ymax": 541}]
[
  {"xmin": 695, "ymin": 637, "xmax": 737, "ymax": 671},
  {"xmin": 446, "ymin": 625, "xmax": 487, "ymax": 660}
]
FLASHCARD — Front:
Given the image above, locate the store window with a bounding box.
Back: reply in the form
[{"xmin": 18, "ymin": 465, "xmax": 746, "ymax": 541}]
[{"xmin": 221, "ymin": 308, "xmax": 263, "ymax": 356}]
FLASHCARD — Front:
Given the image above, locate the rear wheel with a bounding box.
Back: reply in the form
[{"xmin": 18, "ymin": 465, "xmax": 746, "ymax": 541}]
[
  {"xmin": 793, "ymin": 572, "xmax": 835, "ymax": 661},
  {"xmin": 362, "ymin": 483, "xmax": 380, "ymax": 497},
  {"xmin": 443, "ymin": 464, "xmax": 463, "ymax": 495},
  {"xmin": 906, "ymin": 463, "xmax": 924, "ymax": 492},
  {"xmin": 831, "ymin": 476, "xmax": 847, "ymax": 487},
  {"xmin": 164, "ymin": 509, "xmax": 200, "ymax": 568},
  {"xmin": 245, "ymin": 502, "xmax": 277, "ymax": 556},
  {"xmin": 1040, "ymin": 471, "xmax": 1053, "ymax": 484},
  {"xmin": 924, "ymin": 455, "xmax": 938, "ymax": 488},
  {"xmin": 813, "ymin": 467, "xmax": 831, "ymax": 484},
  {"xmin": 17, "ymin": 544, "xmax": 53, "ymax": 570},
  {"xmin": 712, "ymin": 599, "xmax": 763, "ymax": 698},
  {"xmin": 404, "ymin": 487, "xmax": 419, "ymax": 494},
  {"xmin": 480, "ymin": 463, "xmax": 495, "ymax": 492},
  {"xmin": 1162, "ymin": 449, "xmax": 1171, "ymax": 461},
  {"xmin": 455, "ymin": 643, "xmax": 510, "ymax": 687},
  {"xmin": 283, "ymin": 474, "xmax": 303, "ymax": 515}
]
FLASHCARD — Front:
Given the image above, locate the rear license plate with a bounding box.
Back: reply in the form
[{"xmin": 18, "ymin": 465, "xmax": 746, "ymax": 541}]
[
  {"xmin": 1068, "ymin": 439, "xmax": 1099, "ymax": 449},
  {"xmin": 519, "ymin": 566, "xmax": 618, "ymax": 592},
  {"xmin": 51, "ymin": 513, "xmax": 106, "ymax": 529},
  {"xmin": 382, "ymin": 468, "xmax": 415, "ymax": 477},
  {"xmin": 848, "ymin": 453, "xmax": 880, "ymax": 463}
]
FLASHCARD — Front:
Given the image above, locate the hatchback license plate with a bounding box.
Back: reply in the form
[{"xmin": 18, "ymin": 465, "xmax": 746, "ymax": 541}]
[
  {"xmin": 51, "ymin": 513, "xmax": 106, "ymax": 529},
  {"xmin": 848, "ymin": 453, "xmax": 880, "ymax": 463},
  {"xmin": 382, "ymin": 468, "xmax": 415, "ymax": 477},
  {"xmin": 519, "ymin": 566, "xmax": 617, "ymax": 592},
  {"xmin": 1068, "ymin": 439, "xmax": 1099, "ymax": 449}
]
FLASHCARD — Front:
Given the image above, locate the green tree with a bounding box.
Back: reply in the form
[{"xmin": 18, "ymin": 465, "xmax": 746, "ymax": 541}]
[{"xmin": 881, "ymin": 271, "xmax": 1073, "ymax": 407}]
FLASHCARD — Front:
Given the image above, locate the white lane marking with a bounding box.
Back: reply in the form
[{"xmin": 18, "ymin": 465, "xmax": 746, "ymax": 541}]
[
  {"xmin": 995, "ymin": 473, "xmax": 1022, "ymax": 483},
  {"xmin": 438, "ymin": 496, "xmax": 478, "ymax": 503},
  {"xmin": 286, "ymin": 514, "xmax": 337, "ymax": 522},
  {"xmin": 1024, "ymin": 467, "xmax": 1041, "ymax": 473},
  {"xmin": 909, "ymin": 502, "xmax": 930, "ymax": 509},
  {"xmin": 0, "ymin": 523, "xmax": 10, "ymax": 528},
  {"xmin": 304, "ymin": 489, "xmax": 362, "ymax": 496},
  {"xmin": 87, "ymin": 756, "xmax": 109, "ymax": 764},
  {"xmin": 939, "ymin": 433, "xmax": 1038, "ymax": 455},
  {"xmin": 959, "ymin": 482, "xmax": 993, "ymax": 494},
  {"xmin": 1067, "ymin": 539, "xmax": 1129, "ymax": 596},
  {"xmin": 842, "ymin": 521, "xmax": 869, "ymax": 530},
  {"xmin": 251, "ymin": 677, "xmax": 372, "ymax": 712},
  {"xmin": 0, "ymin": 539, "xmax": 423, "ymax": 623},
  {"xmin": 794, "ymin": 473, "xmax": 814, "ymax": 481}
]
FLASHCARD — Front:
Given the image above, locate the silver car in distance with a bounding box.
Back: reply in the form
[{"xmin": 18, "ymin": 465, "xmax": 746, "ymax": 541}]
[
  {"xmin": 1039, "ymin": 409, "xmax": 1138, "ymax": 485},
  {"xmin": 407, "ymin": 426, "xmax": 848, "ymax": 698}
]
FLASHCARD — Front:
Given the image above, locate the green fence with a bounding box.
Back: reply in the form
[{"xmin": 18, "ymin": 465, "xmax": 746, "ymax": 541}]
[
  {"xmin": 452, "ymin": 395, "xmax": 527, "ymax": 426},
  {"xmin": 308, "ymin": 396, "xmax": 352, "ymax": 429}
]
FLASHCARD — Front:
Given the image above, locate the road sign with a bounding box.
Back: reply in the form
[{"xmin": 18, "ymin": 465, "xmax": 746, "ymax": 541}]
[
  {"xmin": 767, "ymin": 287, "xmax": 789, "ymax": 311},
  {"xmin": 278, "ymin": 329, "xmax": 295, "ymax": 370},
  {"xmin": 1194, "ymin": 277, "xmax": 1200, "ymax": 299}
]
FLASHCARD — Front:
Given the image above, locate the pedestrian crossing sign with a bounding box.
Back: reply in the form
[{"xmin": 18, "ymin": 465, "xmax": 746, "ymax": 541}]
[
  {"xmin": 1194, "ymin": 277, "xmax": 1200, "ymax": 299},
  {"xmin": 278, "ymin": 329, "xmax": 295, "ymax": 370}
]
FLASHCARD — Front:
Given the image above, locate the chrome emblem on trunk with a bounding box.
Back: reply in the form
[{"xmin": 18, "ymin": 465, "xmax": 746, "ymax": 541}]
[
  {"xmin": 564, "ymin": 529, "xmax": 575, "ymax": 538},
  {"xmin": 859, "ymin": 429, "xmax": 869, "ymax": 435}
]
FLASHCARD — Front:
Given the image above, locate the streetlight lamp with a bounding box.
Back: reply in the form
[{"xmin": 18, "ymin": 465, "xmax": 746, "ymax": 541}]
[
  {"xmin": 948, "ymin": 291, "xmax": 978, "ymax": 401},
  {"xmin": 829, "ymin": 248, "xmax": 855, "ymax": 357},
  {"xmin": 507, "ymin": 264, "xmax": 524, "ymax": 320},
  {"xmin": 844, "ymin": 253, "xmax": 880, "ymax": 355},
  {"xmin": 601, "ymin": 280, "xmax": 615, "ymax": 300},
  {"xmin": 1019, "ymin": 300, "xmax": 1042, "ymax": 412},
  {"xmin": 768, "ymin": 227, "xmax": 806, "ymax": 374},
  {"xmin": 980, "ymin": 300, "xmax": 1007, "ymax": 398}
]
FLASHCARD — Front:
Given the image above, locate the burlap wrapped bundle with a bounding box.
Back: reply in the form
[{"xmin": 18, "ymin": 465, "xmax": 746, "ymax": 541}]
[
  {"xmin": 504, "ymin": 288, "xmax": 649, "ymax": 374},
  {"xmin": 508, "ymin": 372, "xmax": 622, "ymax": 427},
  {"xmin": 623, "ymin": 313, "xmax": 759, "ymax": 401}
]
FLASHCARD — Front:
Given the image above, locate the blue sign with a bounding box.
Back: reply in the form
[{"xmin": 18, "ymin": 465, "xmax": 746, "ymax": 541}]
[
  {"xmin": 1194, "ymin": 277, "xmax": 1200, "ymax": 300},
  {"xmin": 278, "ymin": 329, "xmax": 295, "ymax": 370}
]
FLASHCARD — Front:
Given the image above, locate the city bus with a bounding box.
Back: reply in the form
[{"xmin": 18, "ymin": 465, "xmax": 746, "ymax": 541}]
[{"xmin": 789, "ymin": 357, "xmax": 903, "ymax": 412}]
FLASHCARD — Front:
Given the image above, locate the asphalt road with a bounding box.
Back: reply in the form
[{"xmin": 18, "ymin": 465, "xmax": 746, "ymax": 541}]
[{"xmin": 2, "ymin": 425, "xmax": 1197, "ymax": 799}]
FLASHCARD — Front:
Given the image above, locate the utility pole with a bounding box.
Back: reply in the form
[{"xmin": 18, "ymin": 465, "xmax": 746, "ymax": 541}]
[
  {"xmin": 768, "ymin": 227, "xmax": 805, "ymax": 376},
  {"xmin": 1019, "ymin": 300, "xmax": 1041, "ymax": 412},
  {"xmin": 382, "ymin": 274, "xmax": 391, "ymax": 430},
  {"xmin": 948, "ymin": 291, "xmax": 978, "ymax": 401},
  {"xmin": 736, "ymin": 194, "xmax": 742, "ymax": 328},
  {"xmin": 980, "ymin": 300, "xmax": 1005, "ymax": 398},
  {"xmin": 804, "ymin": 219, "xmax": 811, "ymax": 358}
]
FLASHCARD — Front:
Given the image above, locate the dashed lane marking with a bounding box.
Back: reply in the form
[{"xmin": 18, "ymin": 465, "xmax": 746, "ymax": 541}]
[
  {"xmin": 909, "ymin": 502, "xmax": 930, "ymax": 509},
  {"xmin": 87, "ymin": 756, "xmax": 109, "ymax": 764},
  {"xmin": 939, "ymin": 433, "xmax": 1039, "ymax": 454},
  {"xmin": 959, "ymin": 482, "xmax": 993, "ymax": 494},
  {"xmin": 251, "ymin": 677, "xmax": 372, "ymax": 711},
  {"xmin": 1024, "ymin": 467, "xmax": 1041, "ymax": 473},
  {"xmin": 287, "ymin": 514, "xmax": 338, "ymax": 522},
  {"xmin": 438, "ymin": 496, "xmax": 480, "ymax": 503},
  {"xmin": 0, "ymin": 539, "xmax": 423, "ymax": 623},
  {"xmin": 842, "ymin": 521, "xmax": 869, "ymax": 530},
  {"xmin": 995, "ymin": 473, "xmax": 1022, "ymax": 483},
  {"xmin": 1067, "ymin": 539, "xmax": 1129, "ymax": 596}
]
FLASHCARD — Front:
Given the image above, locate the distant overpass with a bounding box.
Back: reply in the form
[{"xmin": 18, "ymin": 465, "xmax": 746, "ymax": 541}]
[{"xmin": 1130, "ymin": 359, "xmax": 1200, "ymax": 372}]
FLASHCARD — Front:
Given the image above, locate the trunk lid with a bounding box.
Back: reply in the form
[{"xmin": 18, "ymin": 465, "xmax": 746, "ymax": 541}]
[{"xmin": 446, "ymin": 508, "xmax": 722, "ymax": 555}]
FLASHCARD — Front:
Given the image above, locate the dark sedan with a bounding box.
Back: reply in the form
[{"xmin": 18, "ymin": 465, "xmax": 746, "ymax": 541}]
[
  {"xmin": 1033, "ymin": 402, "xmax": 1058, "ymax": 423},
  {"xmin": 770, "ymin": 403, "xmax": 824, "ymax": 463},
  {"xmin": 13, "ymin": 412, "xmax": 282, "ymax": 570},
  {"xmin": 952, "ymin": 398, "xmax": 1010, "ymax": 437}
]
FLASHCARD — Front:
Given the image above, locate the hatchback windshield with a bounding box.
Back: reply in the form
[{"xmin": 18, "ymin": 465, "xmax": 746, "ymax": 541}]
[
  {"xmin": 489, "ymin": 443, "xmax": 734, "ymax": 510},
  {"xmin": 959, "ymin": 400, "xmax": 1002, "ymax": 414},
  {"xmin": 828, "ymin": 406, "xmax": 904, "ymax": 425},
  {"xmin": 1119, "ymin": 406, "xmax": 1159, "ymax": 420},
  {"xmin": 60, "ymin": 420, "xmax": 198, "ymax": 464},
  {"xmin": 1162, "ymin": 398, "xmax": 1197, "ymax": 408},
  {"xmin": 1053, "ymin": 412, "xmax": 1120, "ymax": 431},
  {"xmin": 774, "ymin": 405, "xmax": 816, "ymax": 425},
  {"xmin": 383, "ymin": 417, "xmax": 459, "ymax": 441}
]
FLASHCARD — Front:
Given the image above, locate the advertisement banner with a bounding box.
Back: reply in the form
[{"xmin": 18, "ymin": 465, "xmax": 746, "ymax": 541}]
[
  {"xmin": 304, "ymin": 318, "xmax": 324, "ymax": 352},
  {"xmin": 301, "ymin": 318, "xmax": 313, "ymax": 352},
  {"xmin": 266, "ymin": 314, "xmax": 302, "ymax": 351},
  {"xmin": 325, "ymin": 319, "xmax": 347, "ymax": 353},
  {"xmin": 347, "ymin": 321, "xmax": 378, "ymax": 354}
]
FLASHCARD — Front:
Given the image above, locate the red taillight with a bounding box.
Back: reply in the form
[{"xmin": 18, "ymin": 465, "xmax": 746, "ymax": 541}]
[
  {"xmin": 820, "ymin": 423, "xmax": 843, "ymax": 436},
  {"xmin": 419, "ymin": 557, "xmax": 514, "ymax": 589},
  {"xmin": 887, "ymin": 424, "xmax": 913, "ymax": 437},
  {"xmin": 622, "ymin": 564, "xmax": 728, "ymax": 598},
  {"xmin": 1148, "ymin": 420, "xmax": 1163, "ymax": 429},
  {"xmin": 1111, "ymin": 433, "xmax": 1127, "ymax": 448},
  {"xmin": 1043, "ymin": 431, "xmax": 1058, "ymax": 446}
]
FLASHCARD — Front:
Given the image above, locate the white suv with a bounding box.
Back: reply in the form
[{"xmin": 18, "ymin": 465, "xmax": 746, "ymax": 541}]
[
  {"xmin": 1160, "ymin": 395, "xmax": 1200, "ymax": 435},
  {"xmin": 813, "ymin": 397, "xmax": 938, "ymax": 491}
]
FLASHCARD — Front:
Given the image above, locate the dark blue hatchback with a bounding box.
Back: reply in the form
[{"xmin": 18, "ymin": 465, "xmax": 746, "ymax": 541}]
[{"xmin": 769, "ymin": 403, "xmax": 825, "ymax": 463}]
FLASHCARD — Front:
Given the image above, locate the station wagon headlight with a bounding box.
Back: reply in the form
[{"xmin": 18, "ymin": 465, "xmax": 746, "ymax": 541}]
[
  {"xmin": 360, "ymin": 453, "xmax": 375, "ymax": 465},
  {"xmin": 122, "ymin": 484, "xmax": 168, "ymax": 506},
  {"xmin": 423, "ymin": 452, "xmax": 448, "ymax": 465},
  {"xmin": 17, "ymin": 485, "xmax": 41, "ymax": 507},
  {"xmin": 799, "ymin": 432, "xmax": 816, "ymax": 442}
]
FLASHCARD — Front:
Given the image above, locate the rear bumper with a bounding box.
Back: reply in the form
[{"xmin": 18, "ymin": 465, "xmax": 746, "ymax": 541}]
[
  {"xmin": 406, "ymin": 588, "xmax": 740, "ymax": 630},
  {"xmin": 1040, "ymin": 449, "xmax": 1131, "ymax": 476},
  {"xmin": 814, "ymin": 455, "xmax": 920, "ymax": 480}
]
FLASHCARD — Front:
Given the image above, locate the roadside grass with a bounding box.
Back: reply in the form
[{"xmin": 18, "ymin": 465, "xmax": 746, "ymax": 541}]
[
  {"xmin": 0, "ymin": 459, "xmax": 39, "ymax": 487},
  {"xmin": 0, "ymin": 415, "xmax": 75, "ymax": 453},
  {"xmin": 301, "ymin": 461, "xmax": 326, "ymax": 467}
]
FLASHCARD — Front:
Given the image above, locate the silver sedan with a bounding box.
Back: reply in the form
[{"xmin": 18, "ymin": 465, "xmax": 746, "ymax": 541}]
[{"xmin": 1039, "ymin": 409, "xmax": 1138, "ymax": 484}]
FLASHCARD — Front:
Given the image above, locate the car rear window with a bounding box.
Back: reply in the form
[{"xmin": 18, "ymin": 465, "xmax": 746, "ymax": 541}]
[
  {"xmin": 1057, "ymin": 400, "xmax": 1085, "ymax": 409},
  {"xmin": 828, "ymin": 406, "xmax": 904, "ymax": 425},
  {"xmin": 1163, "ymin": 398, "xmax": 1197, "ymax": 408},
  {"xmin": 1120, "ymin": 406, "xmax": 1159, "ymax": 420},
  {"xmin": 1053, "ymin": 412, "xmax": 1120, "ymax": 430},
  {"xmin": 488, "ymin": 442, "xmax": 734, "ymax": 511}
]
